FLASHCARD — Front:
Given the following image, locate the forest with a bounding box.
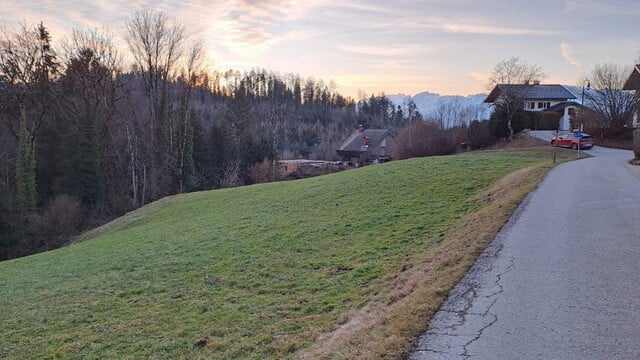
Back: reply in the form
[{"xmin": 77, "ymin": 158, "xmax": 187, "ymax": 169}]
[{"xmin": 0, "ymin": 12, "xmax": 430, "ymax": 259}]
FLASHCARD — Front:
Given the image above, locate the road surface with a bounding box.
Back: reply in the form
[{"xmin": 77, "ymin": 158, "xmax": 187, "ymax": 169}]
[{"xmin": 412, "ymin": 133, "xmax": 640, "ymax": 359}]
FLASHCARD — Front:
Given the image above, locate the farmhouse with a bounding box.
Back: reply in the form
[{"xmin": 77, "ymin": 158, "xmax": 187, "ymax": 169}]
[
  {"xmin": 336, "ymin": 125, "xmax": 392, "ymax": 165},
  {"xmin": 485, "ymin": 83, "xmax": 578, "ymax": 130}
]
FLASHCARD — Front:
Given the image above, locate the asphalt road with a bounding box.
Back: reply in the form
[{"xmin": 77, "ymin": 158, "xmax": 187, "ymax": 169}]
[{"xmin": 412, "ymin": 133, "xmax": 640, "ymax": 359}]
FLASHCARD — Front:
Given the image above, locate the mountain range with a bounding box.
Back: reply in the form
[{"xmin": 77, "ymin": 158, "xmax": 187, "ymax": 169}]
[{"xmin": 386, "ymin": 92, "xmax": 494, "ymax": 122}]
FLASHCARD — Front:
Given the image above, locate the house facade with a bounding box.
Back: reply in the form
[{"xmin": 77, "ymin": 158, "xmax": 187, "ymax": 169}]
[
  {"xmin": 485, "ymin": 83, "xmax": 577, "ymax": 130},
  {"xmin": 336, "ymin": 125, "xmax": 392, "ymax": 165},
  {"xmin": 544, "ymin": 101, "xmax": 604, "ymax": 131}
]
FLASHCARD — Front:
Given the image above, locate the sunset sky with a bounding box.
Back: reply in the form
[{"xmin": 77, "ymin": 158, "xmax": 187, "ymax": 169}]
[{"xmin": 1, "ymin": 0, "xmax": 639, "ymax": 98}]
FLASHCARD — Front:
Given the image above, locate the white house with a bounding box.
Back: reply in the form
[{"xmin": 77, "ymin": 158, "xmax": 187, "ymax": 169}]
[{"xmin": 485, "ymin": 83, "xmax": 578, "ymax": 130}]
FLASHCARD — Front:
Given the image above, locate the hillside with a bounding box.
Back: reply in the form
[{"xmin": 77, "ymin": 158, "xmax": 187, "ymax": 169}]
[{"xmin": 0, "ymin": 147, "xmax": 575, "ymax": 359}]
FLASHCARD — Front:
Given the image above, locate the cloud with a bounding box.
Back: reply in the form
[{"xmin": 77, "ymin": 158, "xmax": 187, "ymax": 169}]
[
  {"xmin": 564, "ymin": 0, "xmax": 639, "ymax": 17},
  {"xmin": 442, "ymin": 23, "xmax": 555, "ymax": 36},
  {"xmin": 469, "ymin": 72, "xmax": 490, "ymax": 83},
  {"xmin": 339, "ymin": 45, "xmax": 422, "ymax": 57},
  {"xmin": 205, "ymin": 0, "xmax": 322, "ymax": 57},
  {"xmin": 560, "ymin": 42, "xmax": 580, "ymax": 68}
]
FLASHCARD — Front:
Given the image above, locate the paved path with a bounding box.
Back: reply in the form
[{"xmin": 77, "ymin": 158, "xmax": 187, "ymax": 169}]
[{"xmin": 412, "ymin": 135, "xmax": 640, "ymax": 359}]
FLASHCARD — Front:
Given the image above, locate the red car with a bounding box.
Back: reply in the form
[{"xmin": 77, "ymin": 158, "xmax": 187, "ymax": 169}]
[{"xmin": 551, "ymin": 133, "xmax": 594, "ymax": 150}]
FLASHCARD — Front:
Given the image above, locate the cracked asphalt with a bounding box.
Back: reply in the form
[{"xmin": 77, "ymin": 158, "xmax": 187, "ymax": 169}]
[{"xmin": 412, "ymin": 133, "xmax": 640, "ymax": 359}]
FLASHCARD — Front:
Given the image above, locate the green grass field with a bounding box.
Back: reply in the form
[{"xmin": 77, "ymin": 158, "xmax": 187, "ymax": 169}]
[{"xmin": 0, "ymin": 149, "xmax": 570, "ymax": 359}]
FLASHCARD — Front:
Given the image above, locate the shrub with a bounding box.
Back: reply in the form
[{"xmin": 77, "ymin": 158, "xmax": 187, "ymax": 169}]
[
  {"xmin": 248, "ymin": 158, "xmax": 282, "ymax": 184},
  {"xmin": 490, "ymin": 110, "xmax": 561, "ymax": 139},
  {"xmin": 39, "ymin": 194, "xmax": 85, "ymax": 241},
  {"xmin": 468, "ymin": 120, "xmax": 493, "ymax": 149},
  {"xmin": 0, "ymin": 192, "xmax": 22, "ymax": 259},
  {"xmin": 391, "ymin": 121, "xmax": 457, "ymax": 160}
]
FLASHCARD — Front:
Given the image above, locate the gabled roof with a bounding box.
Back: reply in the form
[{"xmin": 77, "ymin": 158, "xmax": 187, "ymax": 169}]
[
  {"xmin": 623, "ymin": 64, "xmax": 640, "ymax": 90},
  {"xmin": 544, "ymin": 101, "xmax": 581, "ymax": 112},
  {"xmin": 543, "ymin": 101, "xmax": 599, "ymax": 113},
  {"xmin": 336, "ymin": 128, "xmax": 390, "ymax": 155},
  {"xmin": 484, "ymin": 84, "xmax": 576, "ymax": 103}
]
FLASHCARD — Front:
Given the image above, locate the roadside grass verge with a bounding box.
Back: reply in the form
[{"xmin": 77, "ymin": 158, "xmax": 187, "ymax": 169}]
[{"xmin": 0, "ymin": 147, "xmax": 575, "ymax": 359}]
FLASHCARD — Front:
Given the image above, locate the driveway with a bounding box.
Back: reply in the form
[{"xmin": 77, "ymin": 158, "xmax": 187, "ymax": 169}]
[{"xmin": 411, "ymin": 134, "xmax": 640, "ymax": 359}]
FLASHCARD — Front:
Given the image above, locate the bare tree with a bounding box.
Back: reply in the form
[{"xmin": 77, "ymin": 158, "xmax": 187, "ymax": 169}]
[
  {"xmin": 125, "ymin": 9, "xmax": 204, "ymax": 199},
  {"xmin": 488, "ymin": 57, "xmax": 546, "ymax": 88},
  {"xmin": 584, "ymin": 63, "xmax": 639, "ymax": 133},
  {"xmin": 487, "ymin": 57, "xmax": 546, "ymax": 139},
  {"xmin": 432, "ymin": 98, "xmax": 461, "ymax": 129}
]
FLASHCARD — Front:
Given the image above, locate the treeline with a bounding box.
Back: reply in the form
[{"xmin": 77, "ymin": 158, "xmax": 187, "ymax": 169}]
[{"xmin": 0, "ymin": 12, "xmax": 422, "ymax": 259}]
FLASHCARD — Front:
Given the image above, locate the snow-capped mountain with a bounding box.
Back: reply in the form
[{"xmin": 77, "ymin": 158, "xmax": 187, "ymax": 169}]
[{"xmin": 387, "ymin": 91, "xmax": 493, "ymax": 122}]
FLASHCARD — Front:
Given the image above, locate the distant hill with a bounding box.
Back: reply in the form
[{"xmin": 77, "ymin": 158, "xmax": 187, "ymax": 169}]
[{"xmin": 387, "ymin": 91, "xmax": 493, "ymax": 122}]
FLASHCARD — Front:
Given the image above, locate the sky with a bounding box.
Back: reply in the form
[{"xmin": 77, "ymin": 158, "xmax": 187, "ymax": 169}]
[{"xmin": 1, "ymin": 0, "xmax": 639, "ymax": 98}]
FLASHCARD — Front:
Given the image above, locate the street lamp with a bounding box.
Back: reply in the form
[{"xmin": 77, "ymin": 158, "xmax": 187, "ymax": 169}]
[{"xmin": 580, "ymin": 79, "xmax": 591, "ymax": 131}]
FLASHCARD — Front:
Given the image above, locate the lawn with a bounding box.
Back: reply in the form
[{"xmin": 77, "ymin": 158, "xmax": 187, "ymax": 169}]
[{"xmin": 0, "ymin": 148, "xmax": 575, "ymax": 359}]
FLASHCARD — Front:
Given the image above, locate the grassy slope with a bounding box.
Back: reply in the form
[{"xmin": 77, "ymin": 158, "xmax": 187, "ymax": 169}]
[{"xmin": 0, "ymin": 149, "xmax": 572, "ymax": 359}]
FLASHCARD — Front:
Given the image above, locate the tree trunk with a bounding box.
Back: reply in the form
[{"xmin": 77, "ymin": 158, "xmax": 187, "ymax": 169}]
[
  {"xmin": 507, "ymin": 118, "xmax": 514, "ymax": 141},
  {"xmin": 126, "ymin": 125, "xmax": 138, "ymax": 207}
]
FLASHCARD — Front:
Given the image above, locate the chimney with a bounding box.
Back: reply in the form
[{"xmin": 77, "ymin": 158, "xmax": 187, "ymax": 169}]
[
  {"xmin": 524, "ymin": 80, "xmax": 530, "ymax": 85},
  {"xmin": 362, "ymin": 136, "xmax": 369, "ymax": 145},
  {"xmin": 358, "ymin": 124, "xmax": 365, "ymax": 132},
  {"xmin": 533, "ymin": 80, "xmax": 540, "ymax": 85}
]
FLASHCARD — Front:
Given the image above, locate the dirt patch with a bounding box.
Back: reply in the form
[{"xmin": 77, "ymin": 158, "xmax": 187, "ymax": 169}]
[
  {"xmin": 299, "ymin": 166, "xmax": 548, "ymax": 359},
  {"xmin": 476, "ymin": 167, "xmax": 533, "ymax": 204},
  {"xmin": 485, "ymin": 132, "xmax": 549, "ymax": 150}
]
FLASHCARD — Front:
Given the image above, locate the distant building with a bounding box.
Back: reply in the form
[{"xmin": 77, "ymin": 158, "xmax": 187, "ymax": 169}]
[
  {"xmin": 485, "ymin": 83, "xmax": 578, "ymax": 130},
  {"xmin": 336, "ymin": 125, "xmax": 393, "ymax": 165},
  {"xmin": 278, "ymin": 159, "xmax": 338, "ymax": 175}
]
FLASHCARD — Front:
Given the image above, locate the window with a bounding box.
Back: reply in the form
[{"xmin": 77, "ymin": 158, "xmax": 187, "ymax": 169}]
[{"xmin": 538, "ymin": 102, "xmax": 550, "ymax": 109}]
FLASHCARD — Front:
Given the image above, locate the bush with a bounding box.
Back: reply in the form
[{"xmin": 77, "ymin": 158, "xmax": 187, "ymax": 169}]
[
  {"xmin": 0, "ymin": 193, "xmax": 22, "ymax": 259},
  {"xmin": 468, "ymin": 120, "xmax": 493, "ymax": 149},
  {"xmin": 488, "ymin": 110, "xmax": 510, "ymax": 139},
  {"xmin": 39, "ymin": 194, "xmax": 85, "ymax": 242},
  {"xmin": 391, "ymin": 121, "xmax": 457, "ymax": 159},
  {"xmin": 518, "ymin": 111, "xmax": 561, "ymax": 131},
  {"xmin": 248, "ymin": 158, "xmax": 282, "ymax": 184},
  {"xmin": 490, "ymin": 110, "xmax": 561, "ymax": 139}
]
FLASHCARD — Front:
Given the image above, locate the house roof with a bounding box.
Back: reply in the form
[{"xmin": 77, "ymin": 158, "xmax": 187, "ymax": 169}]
[
  {"xmin": 336, "ymin": 128, "xmax": 390, "ymax": 155},
  {"xmin": 623, "ymin": 64, "xmax": 640, "ymax": 90},
  {"xmin": 543, "ymin": 101, "xmax": 595, "ymax": 113},
  {"xmin": 484, "ymin": 84, "xmax": 576, "ymax": 103}
]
